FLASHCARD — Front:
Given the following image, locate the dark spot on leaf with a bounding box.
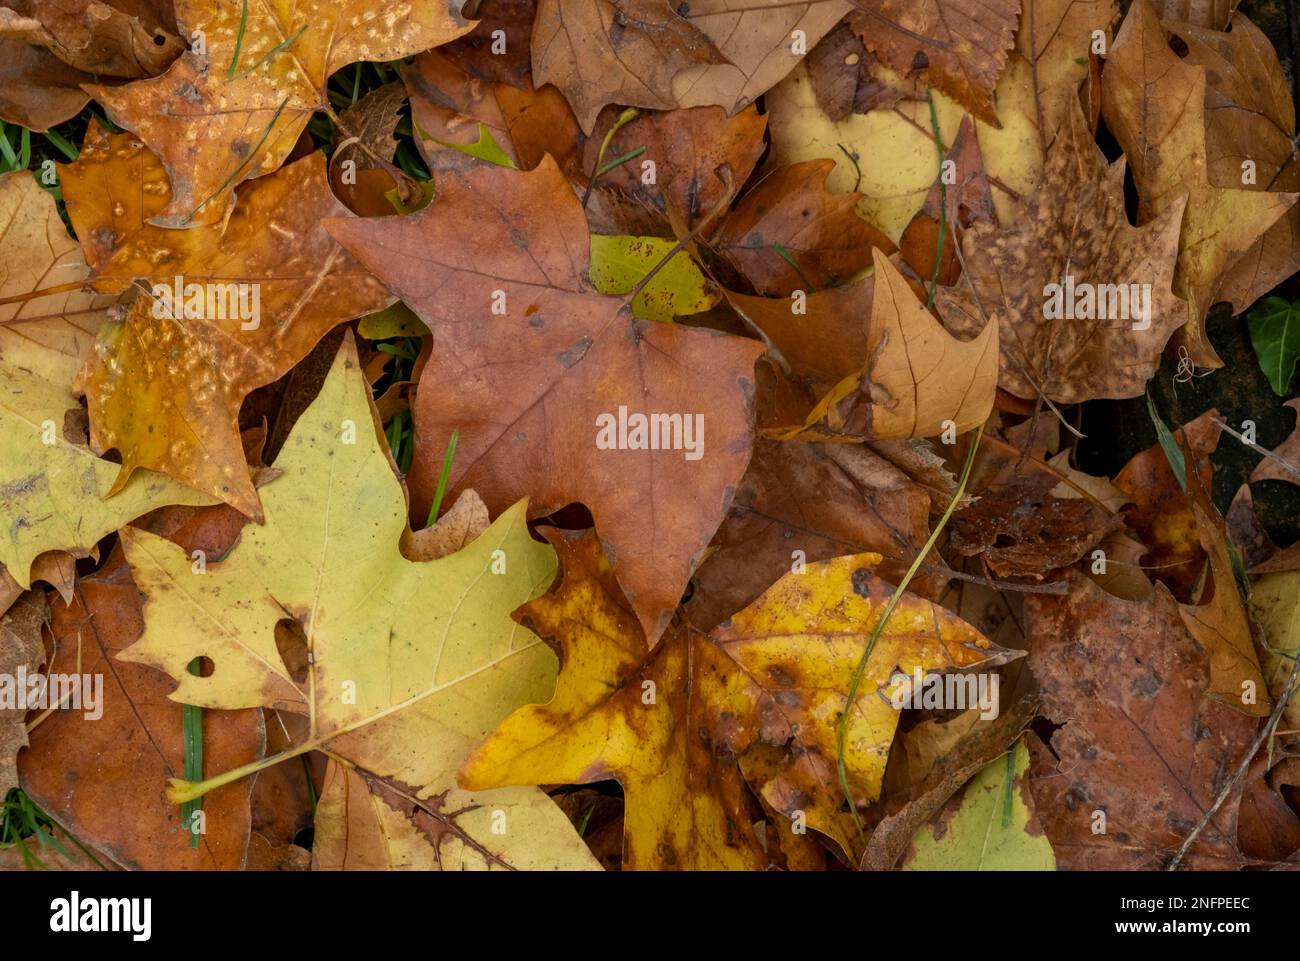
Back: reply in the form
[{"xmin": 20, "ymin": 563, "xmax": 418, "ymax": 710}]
[{"xmin": 557, "ymin": 336, "xmax": 592, "ymax": 368}]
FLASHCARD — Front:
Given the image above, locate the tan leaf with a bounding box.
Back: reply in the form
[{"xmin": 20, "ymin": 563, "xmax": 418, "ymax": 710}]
[{"xmin": 771, "ymin": 249, "xmax": 997, "ymax": 441}]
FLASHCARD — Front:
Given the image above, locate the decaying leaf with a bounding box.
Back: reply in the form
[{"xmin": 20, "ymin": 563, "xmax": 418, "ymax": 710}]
[
  {"xmin": 462, "ymin": 527, "xmax": 1016, "ymax": 865},
  {"xmin": 938, "ymin": 97, "xmax": 1184, "ymax": 404},
  {"xmin": 406, "ymin": 47, "xmax": 581, "ymax": 175},
  {"xmin": 1101, "ymin": 0, "xmax": 1298, "ymax": 367},
  {"xmin": 1026, "ymin": 572, "xmax": 1257, "ymax": 869}
]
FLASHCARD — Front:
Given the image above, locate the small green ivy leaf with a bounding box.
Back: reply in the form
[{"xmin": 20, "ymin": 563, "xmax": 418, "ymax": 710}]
[{"xmin": 1247, "ymin": 296, "xmax": 1300, "ymax": 396}]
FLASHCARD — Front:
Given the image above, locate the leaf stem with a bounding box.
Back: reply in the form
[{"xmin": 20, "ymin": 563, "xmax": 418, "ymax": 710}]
[{"xmin": 926, "ymin": 91, "xmax": 946, "ymax": 309}]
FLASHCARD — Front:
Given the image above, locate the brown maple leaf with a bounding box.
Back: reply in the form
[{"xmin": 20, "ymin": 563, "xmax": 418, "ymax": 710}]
[{"xmin": 325, "ymin": 156, "xmax": 764, "ymax": 646}]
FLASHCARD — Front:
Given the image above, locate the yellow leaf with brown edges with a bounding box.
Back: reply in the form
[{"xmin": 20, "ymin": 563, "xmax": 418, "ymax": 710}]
[{"xmin": 461, "ymin": 527, "xmax": 1016, "ymax": 866}]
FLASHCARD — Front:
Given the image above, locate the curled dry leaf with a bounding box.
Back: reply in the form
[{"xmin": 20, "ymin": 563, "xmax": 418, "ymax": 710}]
[
  {"xmin": 770, "ymin": 249, "xmax": 997, "ymax": 442},
  {"xmin": 1113, "ymin": 408, "xmax": 1221, "ymax": 600},
  {"xmin": 0, "ymin": 0, "xmax": 184, "ymax": 78},
  {"xmin": 532, "ymin": 0, "xmax": 848, "ymax": 132},
  {"xmin": 0, "ymin": 38, "xmax": 95, "ymax": 130},
  {"xmin": 1101, "ymin": 0, "xmax": 1297, "ymax": 368},
  {"xmin": 405, "ymin": 48, "xmax": 581, "ymax": 175},
  {"xmin": 1166, "ymin": 14, "xmax": 1300, "ymax": 313},
  {"xmin": 529, "ymin": 0, "xmax": 727, "ymax": 133}
]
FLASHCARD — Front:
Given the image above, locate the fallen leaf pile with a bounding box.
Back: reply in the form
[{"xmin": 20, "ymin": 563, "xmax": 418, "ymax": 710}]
[{"xmin": 1, "ymin": 0, "xmax": 1299, "ymax": 873}]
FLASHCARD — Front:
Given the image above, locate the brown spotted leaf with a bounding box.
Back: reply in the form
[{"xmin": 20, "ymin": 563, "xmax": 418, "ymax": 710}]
[
  {"xmin": 87, "ymin": 0, "xmax": 475, "ymax": 225},
  {"xmin": 950, "ymin": 434, "xmax": 1123, "ymax": 579},
  {"xmin": 1026, "ymin": 571, "xmax": 1257, "ymax": 869},
  {"xmin": 65, "ymin": 124, "xmax": 392, "ymax": 518},
  {"xmin": 938, "ymin": 95, "xmax": 1185, "ymax": 403}
]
